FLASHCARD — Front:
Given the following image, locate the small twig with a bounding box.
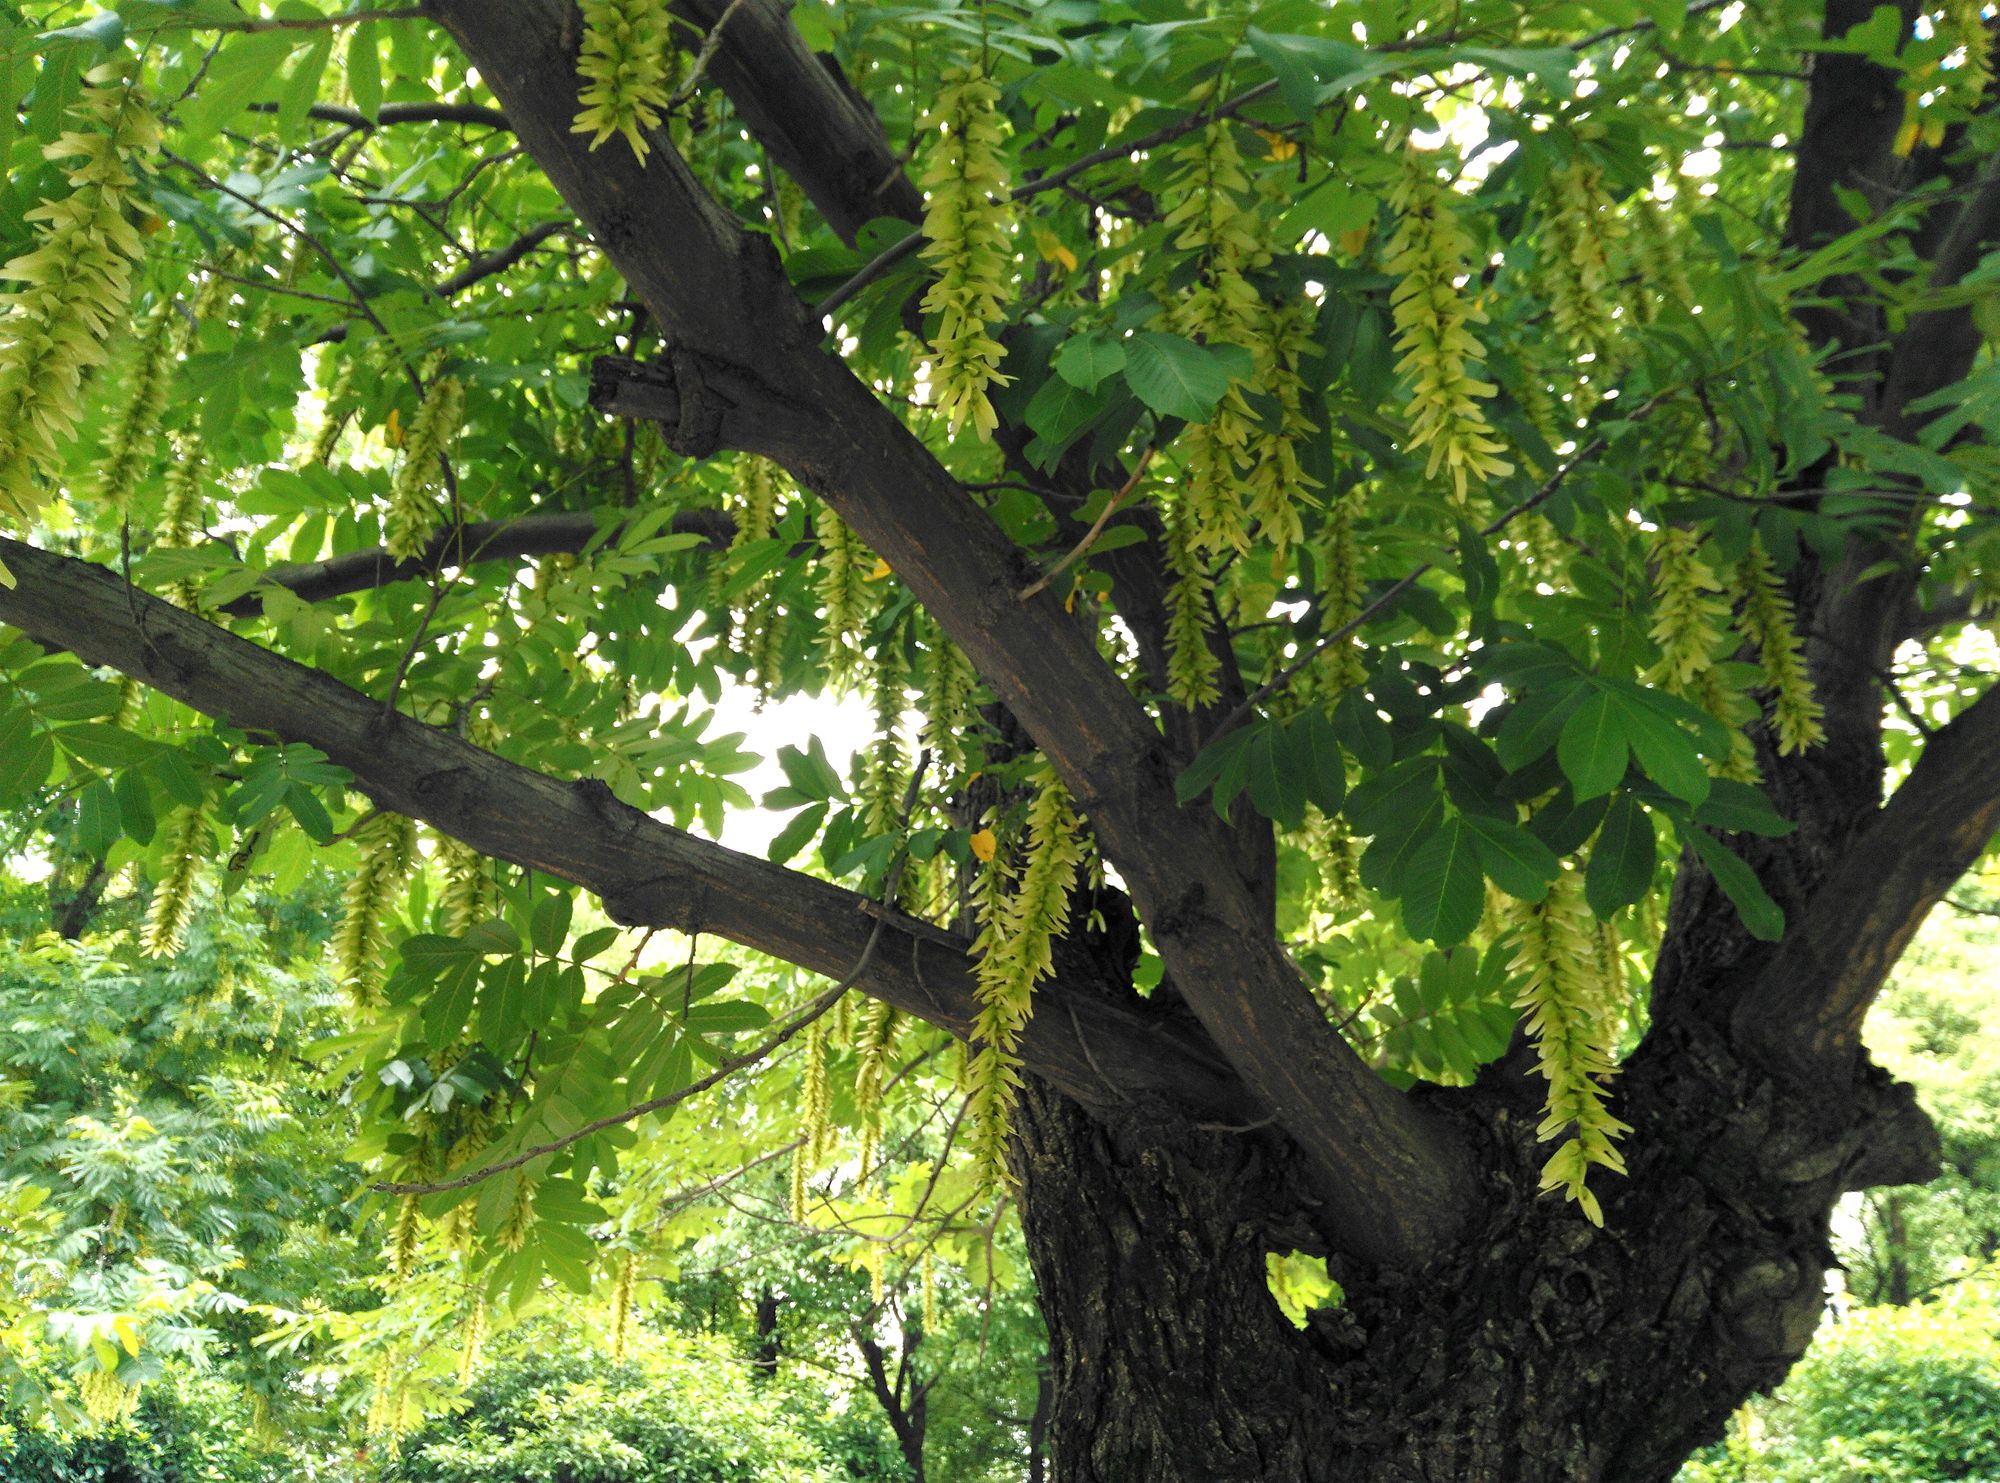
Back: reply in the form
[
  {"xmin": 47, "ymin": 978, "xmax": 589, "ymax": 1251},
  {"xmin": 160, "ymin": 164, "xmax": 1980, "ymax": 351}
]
[
  {"xmin": 1016, "ymin": 447, "xmax": 1154, "ymax": 602},
  {"xmin": 667, "ymin": 0, "xmax": 751, "ymax": 112},
  {"xmin": 369, "ymin": 946, "xmax": 873, "ymax": 1196}
]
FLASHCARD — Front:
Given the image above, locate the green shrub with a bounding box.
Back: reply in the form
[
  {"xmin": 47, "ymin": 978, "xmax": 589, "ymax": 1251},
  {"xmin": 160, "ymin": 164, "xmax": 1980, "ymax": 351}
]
[
  {"xmin": 389, "ymin": 1324, "xmax": 897, "ymax": 1483},
  {"xmin": 0, "ymin": 1368, "xmax": 315, "ymax": 1483},
  {"xmin": 1680, "ymin": 1274, "xmax": 2000, "ymax": 1483}
]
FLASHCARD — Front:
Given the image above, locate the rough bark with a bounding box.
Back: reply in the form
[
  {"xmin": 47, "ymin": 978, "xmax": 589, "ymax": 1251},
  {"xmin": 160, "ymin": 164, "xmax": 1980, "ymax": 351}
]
[{"xmin": 1013, "ymin": 1017, "xmax": 1937, "ymax": 1483}]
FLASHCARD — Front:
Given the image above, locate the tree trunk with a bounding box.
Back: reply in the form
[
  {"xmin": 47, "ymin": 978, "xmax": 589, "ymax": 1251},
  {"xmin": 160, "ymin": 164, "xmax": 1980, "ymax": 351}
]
[{"xmin": 1010, "ymin": 1007, "xmax": 1939, "ymax": 1483}]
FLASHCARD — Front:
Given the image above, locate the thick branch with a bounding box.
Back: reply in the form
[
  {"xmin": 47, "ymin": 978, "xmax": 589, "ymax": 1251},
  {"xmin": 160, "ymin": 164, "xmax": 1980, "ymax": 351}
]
[
  {"xmin": 0, "ymin": 537, "xmax": 1250, "ymax": 1125},
  {"xmin": 670, "ymin": 0, "xmax": 923, "ymax": 245},
  {"xmin": 430, "ymin": 0, "xmax": 1477, "ymax": 1264},
  {"xmin": 1735, "ymin": 682, "xmax": 2000, "ymax": 1072}
]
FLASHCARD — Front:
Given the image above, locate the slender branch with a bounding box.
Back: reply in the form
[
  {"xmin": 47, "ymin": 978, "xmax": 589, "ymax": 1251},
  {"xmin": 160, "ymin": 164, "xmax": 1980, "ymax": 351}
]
[
  {"xmin": 135, "ymin": 5, "xmax": 428, "ymax": 34},
  {"xmin": 371, "ymin": 974, "xmax": 862, "ymax": 1195},
  {"xmin": 1016, "ymin": 448, "xmax": 1154, "ymax": 603},
  {"xmin": 223, "ymin": 507, "xmax": 732, "ymax": 615},
  {"xmin": 248, "ymin": 100, "xmax": 513, "ymax": 130},
  {"xmin": 435, "ymin": 220, "xmax": 570, "ymax": 296}
]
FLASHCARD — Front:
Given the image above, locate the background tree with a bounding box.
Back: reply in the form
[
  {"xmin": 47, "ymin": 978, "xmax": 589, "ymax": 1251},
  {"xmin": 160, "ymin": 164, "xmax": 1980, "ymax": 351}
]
[{"xmin": 2, "ymin": 1, "xmax": 1999, "ymax": 1479}]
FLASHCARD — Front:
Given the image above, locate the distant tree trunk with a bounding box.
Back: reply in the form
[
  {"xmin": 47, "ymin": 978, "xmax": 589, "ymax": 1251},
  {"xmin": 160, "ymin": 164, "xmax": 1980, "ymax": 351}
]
[
  {"xmin": 1884, "ymin": 1194, "xmax": 1913, "ymax": 1305},
  {"xmin": 855, "ymin": 1324, "xmax": 927, "ymax": 1483},
  {"xmin": 751, "ymin": 1287, "xmax": 781, "ymax": 1375},
  {"xmin": 1010, "ymin": 1021, "xmax": 1935, "ymax": 1483},
  {"xmin": 1026, "ymin": 1356, "xmax": 1052, "ymax": 1483}
]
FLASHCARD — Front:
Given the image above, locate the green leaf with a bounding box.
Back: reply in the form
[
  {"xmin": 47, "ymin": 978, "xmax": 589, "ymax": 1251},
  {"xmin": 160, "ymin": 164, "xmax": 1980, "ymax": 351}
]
[
  {"xmin": 1288, "ymin": 710, "xmax": 1346, "ymax": 815},
  {"xmin": 1557, "ymin": 690, "xmax": 1629, "ymax": 801},
  {"xmin": 1684, "ymin": 829, "xmax": 1786, "ymax": 941},
  {"xmin": 767, "ymin": 801, "xmax": 827, "ymax": 864},
  {"xmin": 180, "ymin": 33, "xmax": 297, "ymax": 147},
  {"xmin": 774, "ymin": 738, "xmax": 846, "ymax": 803},
  {"xmin": 1333, "ymin": 689, "xmax": 1393, "ymax": 770},
  {"xmin": 276, "ymin": 34, "xmax": 332, "ymax": 142},
  {"xmin": 1400, "ymin": 817, "xmax": 1484, "ymax": 946},
  {"xmin": 115, "ymin": 768, "xmax": 156, "ymax": 846},
  {"xmin": 1121, "ymin": 332, "xmax": 1233, "ymax": 422},
  {"xmin": 1586, "ymin": 795, "xmax": 1656, "ymax": 916},
  {"xmin": 1621, "ymin": 704, "xmax": 1710, "ymax": 807},
  {"xmin": 1023, "ymin": 373, "xmax": 1116, "ymax": 465},
  {"xmin": 1461, "ymin": 812, "xmax": 1557, "ymax": 902},
  {"xmin": 346, "ymin": 21, "xmax": 381, "ymax": 123},
  {"xmin": 1051, "ymin": 332, "xmax": 1126, "ymax": 394},
  {"xmin": 1693, "ymin": 779, "xmax": 1795, "ymax": 837},
  {"xmin": 1246, "ymin": 726, "xmax": 1305, "ymax": 830}
]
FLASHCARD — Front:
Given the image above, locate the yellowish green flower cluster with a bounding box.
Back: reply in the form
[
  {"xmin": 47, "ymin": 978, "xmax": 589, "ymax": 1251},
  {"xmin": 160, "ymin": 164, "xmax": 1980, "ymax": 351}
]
[
  {"xmin": 729, "ymin": 455, "xmax": 787, "ymax": 688},
  {"xmin": 0, "ymin": 62, "xmax": 161, "ymax": 582},
  {"xmin": 790, "ymin": 1016, "xmax": 831, "ymax": 1221},
  {"xmin": 1538, "ymin": 159, "xmax": 1625, "ymax": 358},
  {"xmin": 1164, "ymin": 122, "xmax": 1264, "ymax": 347},
  {"xmin": 94, "ymin": 300, "xmax": 177, "ymax": 512},
  {"xmin": 852, "ymin": 995, "xmax": 901, "ymax": 1184},
  {"xmin": 1648, "ymin": 527, "xmax": 1760, "ymax": 781},
  {"xmin": 385, "ymin": 363, "xmax": 464, "ymax": 560},
  {"xmin": 1312, "ymin": 489, "xmax": 1369, "ymax": 696},
  {"xmin": 859, "ymin": 639, "xmax": 907, "ymax": 842},
  {"xmin": 1244, "ymin": 296, "xmax": 1321, "ymax": 557},
  {"xmin": 1162, "ymin": 123, "xmax": 1267, "ymax": 555},
  {"xmin": 1163, "ymin": 502, "xmax": 1222, "ymax": 708},
  {"xmin": 1731, "ymin": 535, "xmax": 1825, "ymax": 755},
  {"xmin": 1506, "ymin": 868, "xmax": 1630, "ymax": 1226},
  {"xmin": 1625, "ymin": 189, "xmax": 1691, "ymax": 324},
  {"xmin": 1646, "ymin": 528, "xmax": 1730, "ymax": 692},
  {"xmin": 814, "ymin": 502, "xmax": 874, "ymax": 687},
  {"xmin": 572, "ymin": 0, "xmax": 675, "ymax": 162},
  {"xmin": 918, "ymin": 67, "xmax": 1014, "ymax": 439},
  {"xmin": 436, "ymin": 833, "xmax": 495, "ymax": 935},
  {"xmin": 919, "ymin": 624, "xmax": 976, "ymax": 774},
  {"xmin": 142, "ymin": 807, "xmax": 210, "ymax": 958},
  {"xmin": 333, "ymin": 812, "xmax": 418, "ymax": 1006},
  {"xmin": 607, "ymin": 1254, "xmax": 637, "ymax": 1361},
  {"xmin": 1384, "ymin": 148, "xmax": 1512, "ymax": 505},
  {"xmin": 968, "ymin": 770, "xmax": 1084, "ymax": 1181}
]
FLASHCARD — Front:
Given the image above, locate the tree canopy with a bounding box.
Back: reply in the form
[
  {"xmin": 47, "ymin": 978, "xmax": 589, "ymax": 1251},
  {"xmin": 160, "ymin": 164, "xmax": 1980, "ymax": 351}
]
[{"xmin": 1, "ymin": 0, "xmax": 1999, "ymax": 1478}]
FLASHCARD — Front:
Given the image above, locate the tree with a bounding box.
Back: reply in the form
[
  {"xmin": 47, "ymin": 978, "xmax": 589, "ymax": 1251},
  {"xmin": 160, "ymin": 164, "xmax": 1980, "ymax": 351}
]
[{"xmin": 1, "ymin": 0, "xmax": 1997, "ymax": 1477}]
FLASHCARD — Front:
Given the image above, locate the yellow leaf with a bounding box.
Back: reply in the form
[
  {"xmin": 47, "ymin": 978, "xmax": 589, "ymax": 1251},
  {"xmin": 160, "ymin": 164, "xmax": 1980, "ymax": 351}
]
[
  {"xmin": 969, "ymin": 828, "xmax": 997, "ymax": 863},
  {"xmin": 866, "ymin": 557, "xmax": 893, "ymax": 581},
  {"xmin": 385, "ymin": 407, "xmax": 404, "ymax": 446},
  {"xmin": 112, "ymin": 1315, "xmax": 141, "ymax": 1357},
  {"xmin": 1256, "ymin": 128, "xmax": 1297, "ymax": 162},
  {"xmin": 1032, "ymin": 229, "xmax": 1078, "ymax": 273}
]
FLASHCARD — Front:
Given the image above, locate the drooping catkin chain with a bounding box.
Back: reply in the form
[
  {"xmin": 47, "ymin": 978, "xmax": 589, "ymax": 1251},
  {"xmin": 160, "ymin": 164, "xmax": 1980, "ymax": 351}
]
[
  {"xmin": 1383, "ymin": 147, "xmax": 1512, "ymax": 506},
  {"xmin": 1163, "ymin": 121, "xmax": 1264, "ymax": 556},
  {"xmin": 917, "ymin": 67, "xmax": 1015, "ymax": 439},
  {"xmin": 333, "ymin": 812, "xmax": 418, "ymax": 1006},
  {"xmin": 142, "ymin": 807, "xmax": 210, "ymax": 958},
  {"xmin": 572, "ymin": 0, "xmax": 675, "ymax": 162},
  {"xmin": 0, "ymin": 61, "xmax": 161, "ymax": 579},
  {"xmin": 1505, "ymin": 868, "xmax": 1630, "ymax": 1226},
  {"xmin": 384, "ymin": 359, "xmax": 464, "ymax": 560},
  {"xmin": 1538, "ymin": 158, "xmax": 1625, "ymax": 360},
  {"xmin": 1730, "ymin": 534, "xmax": 1825, "ymax": 756},
  {"xmin": 967, "ymin": 770, "xmax": 1084, "ymax": 1182}
]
